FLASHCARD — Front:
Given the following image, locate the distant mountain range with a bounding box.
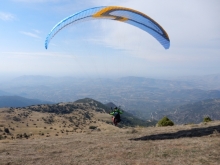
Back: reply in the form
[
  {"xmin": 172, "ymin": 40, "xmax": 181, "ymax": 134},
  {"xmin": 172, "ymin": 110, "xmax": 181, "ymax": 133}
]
[
  {"xmin": 0, "ymin": 90, "xmax": 11, "ymax": 96},
  {"xmin": 1, "ymin": 74, "xmax": 220, "ymax": 120},
  {"xmin": 0, "ymin": 96, "xmax": 54, "ymax": 108},
  {"xmin": 151, "ymin": 99, "xmax": 220, "ymax": 124}
]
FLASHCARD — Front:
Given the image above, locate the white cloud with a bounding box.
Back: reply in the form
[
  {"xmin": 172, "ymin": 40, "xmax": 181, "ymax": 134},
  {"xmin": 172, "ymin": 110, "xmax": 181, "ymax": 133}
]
[
  {"xmin": 83, "ymin": 0, "xmax": 220, "ymax": 60},
  {"xmin": 0, "ymin": 12, "xmax": 15, "ymax": 21},
  {"xmin": 42, "ymin": 0, "xmax": 220, "ymax": 63},
  {"xmin": 32, "ymin": 29, "xmax": 41, "ymax": 34},
  {"xmin": 20, "ymin": 31, "xmax": 41, "ymax": 39}
]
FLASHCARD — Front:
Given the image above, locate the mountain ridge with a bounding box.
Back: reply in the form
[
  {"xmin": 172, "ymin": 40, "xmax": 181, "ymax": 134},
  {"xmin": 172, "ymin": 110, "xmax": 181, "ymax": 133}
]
[{"xmin": 0, "ymin": 95, "xmax": 54, "ymax": 108}]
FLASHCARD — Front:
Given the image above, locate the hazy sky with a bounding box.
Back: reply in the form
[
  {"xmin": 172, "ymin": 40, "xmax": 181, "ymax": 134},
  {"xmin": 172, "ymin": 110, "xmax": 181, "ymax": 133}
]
[{"xmin": 1, "ymin": 0, "xmax": 220, "ymax": 79}]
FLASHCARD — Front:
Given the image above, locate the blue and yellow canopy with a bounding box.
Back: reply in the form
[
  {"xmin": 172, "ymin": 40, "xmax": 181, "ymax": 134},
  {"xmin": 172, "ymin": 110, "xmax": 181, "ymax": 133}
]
[{"xmin": 45, "ymin": 6, "xmax": 170, "ymax": 49}]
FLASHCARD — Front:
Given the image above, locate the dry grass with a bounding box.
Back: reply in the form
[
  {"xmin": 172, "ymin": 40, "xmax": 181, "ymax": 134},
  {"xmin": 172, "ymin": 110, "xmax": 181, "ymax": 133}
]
[
  {"xmin": 1, "ymin": 107, "xmax": 220, "ymax": 165},
  {"xmin": 0, "ymin": 120, "xmax": 220, "ymax": 165},
  {"xmin": 0, "ymin": 107, "xmax": 111, "ymax": 139}
]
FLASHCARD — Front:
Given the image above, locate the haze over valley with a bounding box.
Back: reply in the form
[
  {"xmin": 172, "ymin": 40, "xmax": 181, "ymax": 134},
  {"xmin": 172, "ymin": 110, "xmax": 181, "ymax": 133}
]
[{"xmin": 1, "ymin": 74, "xmax": 220, "ymax": 124}]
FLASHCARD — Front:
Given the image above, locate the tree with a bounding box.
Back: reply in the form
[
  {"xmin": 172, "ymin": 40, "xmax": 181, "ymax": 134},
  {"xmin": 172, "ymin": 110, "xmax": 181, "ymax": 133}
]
[
  {"xmin": 157, "ymin": 116, "xmax": 174, "ymax": 127},
  {"xmin": 203, "ymin": 116, "xmax": 212, "ymax": 122}
]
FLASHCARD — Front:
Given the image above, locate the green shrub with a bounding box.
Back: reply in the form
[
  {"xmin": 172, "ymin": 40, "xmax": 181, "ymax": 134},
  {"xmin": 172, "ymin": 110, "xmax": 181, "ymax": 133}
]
[
  {"xmin": 157, "ymin": 116, "xmax": 174, "ymax": 127},
  {"xmin": 203, "ymin": 116, "xmax": 212, "ymax": 122}
]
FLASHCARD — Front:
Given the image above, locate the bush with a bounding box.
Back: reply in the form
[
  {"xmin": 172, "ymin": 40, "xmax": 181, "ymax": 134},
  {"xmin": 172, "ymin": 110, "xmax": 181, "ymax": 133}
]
[
  {"xmin": 89, "ymin": 126, "xmax": 97, "ymax": 130},
  {"xmin": 13, "ymin": 116, "xmax": 21, "ymax": 121},
  {"xmin": 23, "ymin": 133, "xmax": 29, "ymax": 139},
  {"xmin": 4, "ymin": 128, "xmax": 10, "ymax": 134},
  {"xmin": 38, "ymin": 132, "xmax": 44, "ymax": 136},
  {"xmin": 157, "ymin": 116, "xmax": 174, "ymax": 127},
  {"xmin": 203, "ymin": 116, "xmax": 212, "ymax": 122},
  {"xmin": 17, "ymin": 134, "xmax": 22, "ymax": 139}
]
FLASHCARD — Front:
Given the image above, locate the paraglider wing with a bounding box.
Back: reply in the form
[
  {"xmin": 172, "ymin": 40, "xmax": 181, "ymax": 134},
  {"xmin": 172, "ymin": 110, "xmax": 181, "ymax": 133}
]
[{"xmin": 45, "ymin": 6, "xmax": 170, "ymax": 49}]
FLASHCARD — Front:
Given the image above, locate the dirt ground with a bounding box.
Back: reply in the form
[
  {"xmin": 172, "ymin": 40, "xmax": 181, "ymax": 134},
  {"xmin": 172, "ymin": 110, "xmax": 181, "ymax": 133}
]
[{"xmin": 0, "ymin": 121, "xmax": 220, "ymax": 165}]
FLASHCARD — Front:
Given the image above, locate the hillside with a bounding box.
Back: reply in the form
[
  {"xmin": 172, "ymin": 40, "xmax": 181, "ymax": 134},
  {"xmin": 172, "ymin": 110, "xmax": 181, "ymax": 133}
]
[
  {"xmin": 0, "ymin": 96, "xmax": 54, "ymax": 108},
  {"xmin": 1, "ymin": 97, "xmax": 220, "ymax": 164},
  {"xmin": 152, "ymin": 99, "xmax": 220, "ymax": 124},
  {"xmin": 0, "ymin": 102, "xmax": 114, "ymax": 141},
  {"xmin": 0, "ymin": 98, "xmax": 155, "ymax": 141}
]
